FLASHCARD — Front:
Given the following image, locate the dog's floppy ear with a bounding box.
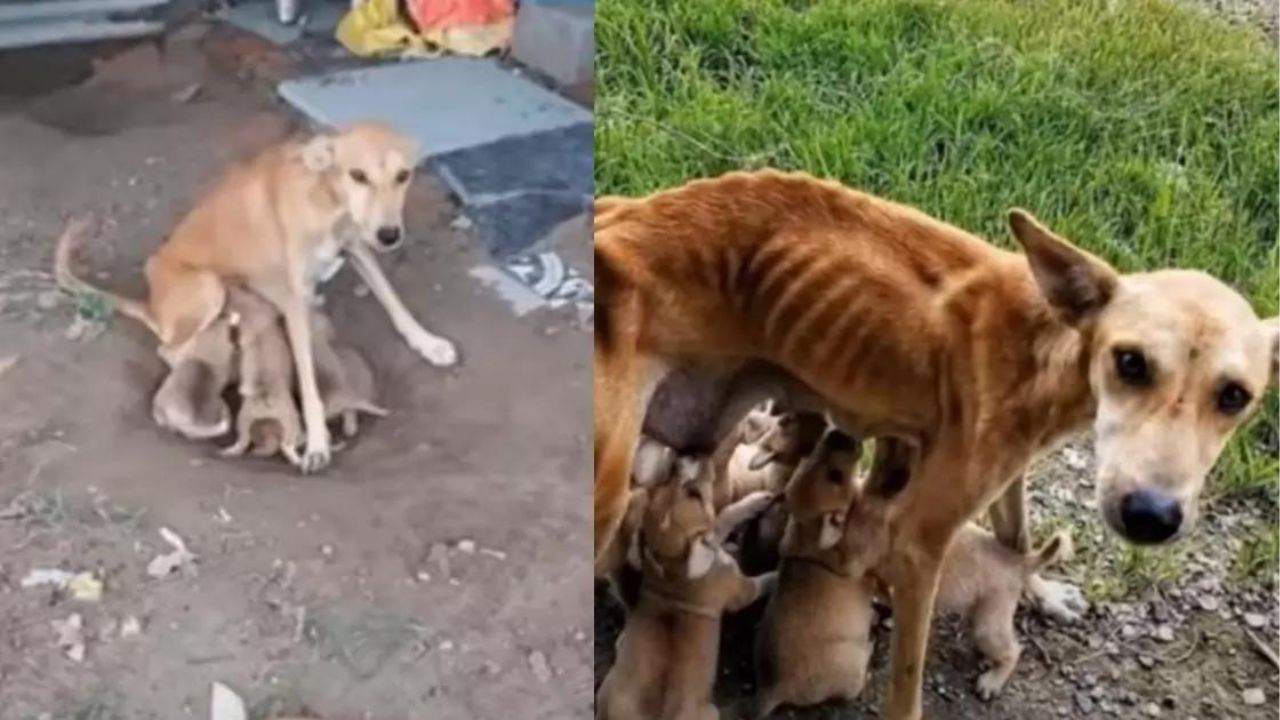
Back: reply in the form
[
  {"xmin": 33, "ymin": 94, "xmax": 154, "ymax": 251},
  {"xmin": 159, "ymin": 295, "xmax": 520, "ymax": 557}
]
[
  {"xmin": 1008, "ymin": 209, "xmax": 1118, "ymax": 323},
  {"xmin": 818, "ymin": 511, "xmax": 846, "ymax": 550},
  {"xmin": 300, "ymin": 134, "xmax": 337, "ymax": 173},
  {"xmin": 686, "ymin": 536, "xmax": 717, "ymax": 579}
]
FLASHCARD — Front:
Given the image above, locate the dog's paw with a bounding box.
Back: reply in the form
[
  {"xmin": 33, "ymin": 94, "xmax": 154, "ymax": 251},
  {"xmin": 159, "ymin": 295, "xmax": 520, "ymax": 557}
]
[
  {"xmin": 298, "ymin": 437, "xmax": 331, "ymax": 474},
  {"xmin": 1029, "ymin": 575, "xmax": 1088, "ymax": 622},
  {"xmin": 737, "ymin": 490, "xmax": 775, "ymax": 517},
  {"xmin": 408, "ymin": 331, "xmax": 458, "ymax": 367}
]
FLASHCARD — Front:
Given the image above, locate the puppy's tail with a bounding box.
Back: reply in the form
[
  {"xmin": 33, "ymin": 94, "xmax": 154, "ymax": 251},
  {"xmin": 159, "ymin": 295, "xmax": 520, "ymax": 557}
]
[
  {"xmin": 1023, "ymin": 531, "xmax": 1073, "ymax": 575},
  {"xmin": 54, "ymin": 217, "xmax": 157, "ymax": 333}
]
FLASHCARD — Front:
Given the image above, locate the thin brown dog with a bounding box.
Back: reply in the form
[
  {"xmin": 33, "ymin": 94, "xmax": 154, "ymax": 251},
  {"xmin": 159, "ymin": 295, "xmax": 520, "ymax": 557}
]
[
  {"xmin": 596, "ymin": 457, "xmax": 776, "ymax": 720},
  {"xmin": 54, "ymin": 122, "xmax": 457, "ymax": 474},
  {"xmin": 754, "ymin": 428, "xmax": 875, "ymax": 718},
  {"xmin": 593, "ymin": 170, "xmax": 1278, "ymax": 719}
]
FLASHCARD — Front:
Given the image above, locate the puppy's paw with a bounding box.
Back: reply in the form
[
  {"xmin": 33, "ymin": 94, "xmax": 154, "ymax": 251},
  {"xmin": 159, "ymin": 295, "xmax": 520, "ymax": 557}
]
[
  {"xmin": 975, "ymin": 670, "xmax": 1005, "ymax": 701},
  {"xmin": 1029, "ymin": 575, "xmax": 1088, "ymax": 622},
  {"xmin": 737, "ymin": 490, "xmax": 775, "ymax": 517},
  {"xmin": 408, "ymin": 330, "xmax": 458, "ymax": 367}
]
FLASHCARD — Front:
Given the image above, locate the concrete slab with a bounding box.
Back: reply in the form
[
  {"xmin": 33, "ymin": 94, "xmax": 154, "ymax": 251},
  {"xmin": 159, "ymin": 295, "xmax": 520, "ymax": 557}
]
[
  {"xmin": 0, "ymin": 0, "xmax": 167, "ymax": 23},
  {"xmin": 0, "ymin": 17, "xmax": 163, "ymax": 50},
  {"xmin": 277, "ymin": 58, "xmax": 592, "ymax": 158},
  {"xmin": 512, "ymin": 0, "xmax": 593, "ymax": 87}
]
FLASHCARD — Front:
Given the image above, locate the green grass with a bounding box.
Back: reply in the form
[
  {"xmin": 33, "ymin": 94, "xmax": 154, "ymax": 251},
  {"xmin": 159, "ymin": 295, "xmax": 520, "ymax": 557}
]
[{"xmin": 597, "ymin": 0, "xmax": 1278, "ymax": 489}]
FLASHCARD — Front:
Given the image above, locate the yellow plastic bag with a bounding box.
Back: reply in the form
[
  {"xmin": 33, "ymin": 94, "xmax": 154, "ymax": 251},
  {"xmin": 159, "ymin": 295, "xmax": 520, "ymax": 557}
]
[{"xmin": 336, "ymin": 0, "xmax": 438, "ymax": 58}]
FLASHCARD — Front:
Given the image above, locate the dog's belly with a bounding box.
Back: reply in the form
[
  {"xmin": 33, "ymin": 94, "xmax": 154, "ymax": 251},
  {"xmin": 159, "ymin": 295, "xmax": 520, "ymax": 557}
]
[{"xmin": 642, "ymin": 361, "xmax": 822, "ymax": 452}]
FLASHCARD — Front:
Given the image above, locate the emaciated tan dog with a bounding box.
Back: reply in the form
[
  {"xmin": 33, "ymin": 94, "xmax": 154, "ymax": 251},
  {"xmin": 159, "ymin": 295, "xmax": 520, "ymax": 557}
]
[
  {"xmin": 596, "ymin": 456, "xmax": 776, "ymax": 719},
  {"xmin": 54, "ymin": 122, "xmax": 457, "ymax": 474},
  {"xmin": 754, "ymin": 427, "xmax": 875, "ymax": 718},
  {"xmin": 593, "ymin": 170, "xmax": 1278, "ymax": 719}
]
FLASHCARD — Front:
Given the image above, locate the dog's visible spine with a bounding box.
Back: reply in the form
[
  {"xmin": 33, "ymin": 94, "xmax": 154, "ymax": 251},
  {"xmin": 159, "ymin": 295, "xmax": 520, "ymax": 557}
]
[{"xmin": 54, "ymin": 218, "xmax": 158, "ymax": 333}]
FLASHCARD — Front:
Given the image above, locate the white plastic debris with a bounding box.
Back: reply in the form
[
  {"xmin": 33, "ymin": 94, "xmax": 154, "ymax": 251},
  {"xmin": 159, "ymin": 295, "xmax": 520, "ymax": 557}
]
[
  {"xmin": 120, "ymin": 616, "xmax": 142, "ymax": 638},
  {"xmin": 67, "ymin": 572, "xmax": 103, "ymax": 602},
  {"xmin": 21, "ymin": 568, "xmax": 75, "ymax": 589},
  {"xmin": 147, "ymin": 527, "xmax": 197, "ymax": 578},
  {"xmin": 210, "ymin": 682, "xmax": 248, "ymax": 720}
]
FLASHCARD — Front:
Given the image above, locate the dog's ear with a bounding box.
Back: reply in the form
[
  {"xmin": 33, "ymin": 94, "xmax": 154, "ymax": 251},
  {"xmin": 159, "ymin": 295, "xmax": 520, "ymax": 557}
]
[
  {"xmin": 686, "ymin": 536, "xmax": 717, "ymax": 579},
  {"xmin": 1008, "ymin": 209, "xmax": 1118, "ymax": 323},
  {"xmin": 818, "ymin": 511, "xmax": 846, "ymax": 550},
  {"xmin": 1264, "ymin": 316, "xmax": 1279, "ymax": 388},
  {"xmin": 300, "ymin": 135, "xmax": 337, "ymax": 173}
]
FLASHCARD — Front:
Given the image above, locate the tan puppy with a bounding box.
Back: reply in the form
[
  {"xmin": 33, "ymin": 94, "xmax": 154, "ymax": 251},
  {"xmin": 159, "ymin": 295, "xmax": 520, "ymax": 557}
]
[
  {"xmin": 151, "ymin": 316, "xmax": 235, "ymax": 440},
  {"xmin": 728, "ymin": 412, "xmax": 829, "ymax": 573},
  {"xmin": 593, "ymin": 170, "xmax": 1278, "ymax": 719},
  {"xmin": 929, "ymin": 524, "xmax": 1072, "ymax": 700},
  {"xmin": 55, "ymin": 122, "xmax": 457, "ymax": 475},
  {"xmin": 221, "ymin": 287, "xmax": 302, "ymax": 465},
  {"xmin": 596, "ymin": 457, "xmax": 776, "ymax": 720},
  {"xmin": 313, "ymin": 310, "xmax": 388, "ymax": 437},
  {"xmin": 754, "ymin": 428, "xmax": 874, "ymax": 718}
]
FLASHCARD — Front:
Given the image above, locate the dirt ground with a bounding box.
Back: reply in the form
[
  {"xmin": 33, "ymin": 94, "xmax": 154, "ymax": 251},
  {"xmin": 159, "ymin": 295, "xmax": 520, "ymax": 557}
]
[{"xmin": 0, "ymin": 27, "xmax": 591, "ymax": 720}]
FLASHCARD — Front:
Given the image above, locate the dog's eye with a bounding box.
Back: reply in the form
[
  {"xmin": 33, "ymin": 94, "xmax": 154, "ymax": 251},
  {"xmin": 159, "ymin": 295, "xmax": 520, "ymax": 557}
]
[
  {"xmin": 1113, "ymin": 348, "xmax": 1152, "ymax": 386},
  {"xmin": 1216, "ymin": 382, "xmax": 1251, "ymax": 415},
  {"xmin": 394, "ymin": 169, "xmax": 411, "ymax": 184},
  {"xmin": 349, "ymin": 169, "xmax": 369, "ymax": 184}
]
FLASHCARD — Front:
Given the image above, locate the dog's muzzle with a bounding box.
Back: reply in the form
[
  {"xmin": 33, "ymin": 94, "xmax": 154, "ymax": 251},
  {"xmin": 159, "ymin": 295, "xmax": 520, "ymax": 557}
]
[{"xmin": 1117, "ymin": 488, "xmax": 1183, "ymax": 545}]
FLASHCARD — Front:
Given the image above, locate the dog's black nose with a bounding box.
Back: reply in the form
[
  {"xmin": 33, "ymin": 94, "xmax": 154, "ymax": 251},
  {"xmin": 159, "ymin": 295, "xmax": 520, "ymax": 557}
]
[
  {"xmin": 1119, "ymin": 488, "xmax": 1182, "ymax": 544},
  {"xmin": 376, "ymin": 226, "xmax": 402, "ymax": 247}
]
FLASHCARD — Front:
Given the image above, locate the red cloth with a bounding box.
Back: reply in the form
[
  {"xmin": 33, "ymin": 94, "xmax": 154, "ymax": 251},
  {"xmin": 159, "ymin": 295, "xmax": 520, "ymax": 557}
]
[{"xmin": 408, "ymin": 0, "xmax": 514, "ymax": 30}]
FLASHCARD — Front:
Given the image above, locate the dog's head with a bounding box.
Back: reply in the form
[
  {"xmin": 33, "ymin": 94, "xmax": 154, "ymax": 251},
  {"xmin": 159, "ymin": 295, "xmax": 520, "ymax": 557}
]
[
  {"xmin": 748, "ymin": 411, "xmax": 828, "ymax": 471},
  {"xmin": 782, "ymin": 427, "xmax": 862, "ymax": 550},
  {"xmin": 299, "ymin": 122, "xmax": 419, "ymax": 252},
  {"xmin": 1009, "ymin": 209, "xmax": 1277, "ymax": 546},
  {"xmin": 641, "ymin": 455, "xmax": 722, "ymax": 580}
]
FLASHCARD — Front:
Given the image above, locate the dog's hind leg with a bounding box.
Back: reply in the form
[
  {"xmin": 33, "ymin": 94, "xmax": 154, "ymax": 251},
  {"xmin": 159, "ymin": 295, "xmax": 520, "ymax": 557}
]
[{"xmin": 147, "ymin": 259, "xmax": 226, "ymax": 366}]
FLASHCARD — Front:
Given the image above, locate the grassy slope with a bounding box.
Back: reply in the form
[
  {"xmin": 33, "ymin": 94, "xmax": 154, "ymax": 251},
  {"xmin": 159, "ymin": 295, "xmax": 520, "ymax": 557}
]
[{"xmin": 596, "ymin": 0, "xmax": 1279, "ymax": 508}]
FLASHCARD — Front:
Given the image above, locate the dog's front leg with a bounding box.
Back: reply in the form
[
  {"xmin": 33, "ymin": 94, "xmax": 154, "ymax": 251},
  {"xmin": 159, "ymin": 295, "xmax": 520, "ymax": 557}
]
[
  {"xmin": 347, "ymin": 243, "xmax": 458, "ymax": 367},
  {"xmin": 882, "ymin": 535, "xmax": 946, "ymax": 720}
]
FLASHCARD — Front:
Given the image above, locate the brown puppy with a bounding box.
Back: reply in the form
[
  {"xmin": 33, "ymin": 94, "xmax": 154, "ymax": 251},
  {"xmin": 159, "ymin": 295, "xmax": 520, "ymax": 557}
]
[
  {"xmin": 594, "ymin": 170, "xmax": 1278, "ymax": 719},
  {"xmin": 151, "ymin": 316, "xmax": 235, "ymax": 440},
  {"xmin": 596, "ymin": 457, "xmax": 776, "ymax": 720},
  {"xmin": 221, "ymin": 287, "xmax": 302, "ymax": 465},
  {"xmin": 55, "ymin": 122, "xmax": 457, "ymax": 475},
  {"xmin": 313, "ymin": 310, "xmax": 388, "ymax": 437},
  {"xmin": 754, "ymin": 428, "xmax": 874, "ymax": 718}
]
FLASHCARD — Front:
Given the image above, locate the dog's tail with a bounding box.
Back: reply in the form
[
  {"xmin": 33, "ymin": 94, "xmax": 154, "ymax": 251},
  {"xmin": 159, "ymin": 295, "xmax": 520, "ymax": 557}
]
[
  {"xmin": 1023, "ymin": 531, "xmax": 1073, "ymax": 575},
  {"xmin": 54, "ymin": 217, "xmax": 157, "ymax": 333}
]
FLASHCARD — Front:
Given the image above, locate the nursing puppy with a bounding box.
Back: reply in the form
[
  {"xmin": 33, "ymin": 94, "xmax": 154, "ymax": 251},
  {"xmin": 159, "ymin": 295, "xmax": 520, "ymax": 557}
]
[
  {"xmin": 151, "ymin": 316, "xmax": 236, "ymax": 440},
  {"xmin": 313, "ymin": 310, "xmax": 388, "ymax": 437},
  {"xmin": 221, "ymin": 287, "xmax": 303, "ymax": 465},
  {"xmin": 596, "ymin": 457, "xmax": 776, "ymax": 720},
  {"xmin": 754, "ymin": 428, "xmax": 874, "ymax": 718}
]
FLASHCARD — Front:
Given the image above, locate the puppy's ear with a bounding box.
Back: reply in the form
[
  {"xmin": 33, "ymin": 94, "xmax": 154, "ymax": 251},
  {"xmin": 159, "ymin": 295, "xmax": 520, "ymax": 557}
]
[
  {"xmin": 300, "ymin": 135, "xmax": 337, "ymax": 173},
  {"xmin": 1264, "ymin": 317, "xmax": 1279, "ymax": 388},
  {"xmin": 818, "ymin": 511, "xmax": 845, "ymax": 550},
  {"xmin": 686, "ymin": 536, "xmax": 717, "ymax": 579},
  {"xmin": 1008, "ymin": 209, "xmax": 1118, "ymax": 323}
]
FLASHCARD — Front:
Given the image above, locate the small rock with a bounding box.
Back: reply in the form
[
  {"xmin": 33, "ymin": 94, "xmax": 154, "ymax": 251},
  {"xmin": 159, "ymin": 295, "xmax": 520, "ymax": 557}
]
[
  {"xmin": 36, "ymin": 291, "xmax": 60, "ymax": 310},
  {"xmin": 439, "ymin": 640, "xmax": 454, "ymax": 652},
  {"xmin": 1137, "ymin": 655, "xmax": 1155, "ymax": 670},
  {"xmin": 1154, "ymin": 625, "xmax": 1175, "ymax": 642},
  {"xmin": 120, "ymin": 616, "xmax": 142, "ymax": 638},
  {"xmin": 1198, "ymin": 595, "xmax": 1220, "ymax": 612},
  {"xmin": 321, "ymin": 544, "xmax": 335, "ymax": 558},
  {"xmin": 1244, "ymin": 613, "xmax": 1267, "ymax": 628},
  {"xmin": 457, "ymin": 539, "xmax": 476, "ymax": 554},
  {"xmin": 528, "ymin": 650, "xmax": 552, "ymax": 683},
  {"xmin": 1075, "ymin": 691, "xmax": 1096, "ymax": 713},
  {"xmin": 170, "ymin": 83, "xmax": 201, "ymax": 104},
  {"xmin": 415, "ymin": 571, "xmax": 431, "ymax": 583},
  {"xmin": 52, "ymin": 613, "xmax": 85, "ymax": 662},
  {"xmin": 1242, "ymin": 688, "xmax": 1265, "ymax": 706},
  {"xmin": 1143, "ymin": 702, "xmax": 1161, "ymax": 717}
]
